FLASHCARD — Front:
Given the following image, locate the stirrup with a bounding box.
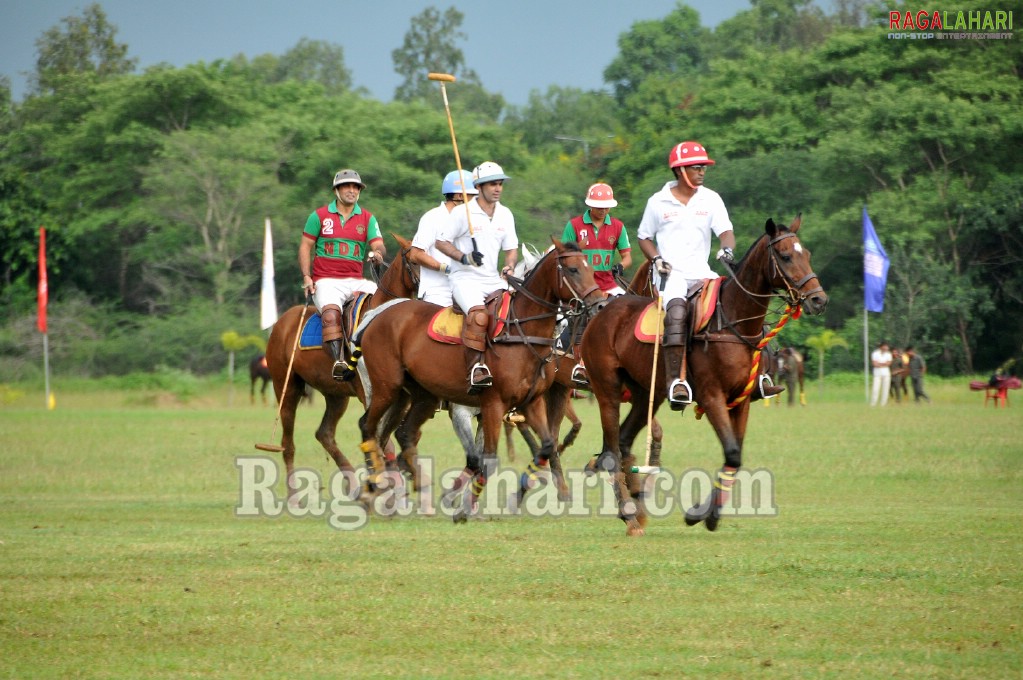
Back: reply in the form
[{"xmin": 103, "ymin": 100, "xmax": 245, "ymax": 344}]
[
  {"xmin": 332, "ymin": 360, "xmax": 355, "ymax": 382},
  {"xmin": 758, "ymin": 374, "xmax": 783, "ymax": 399},
  {"xmin": 668, "ymin": 378, "xmax": 693, "ymax": 411},
  {"xmin": 469, "ymin": 362, "xmax": 493, "ymax": 389},
  {"xmin": 571, "ymin": 362, "xmax": 589, "ymax": 386}
]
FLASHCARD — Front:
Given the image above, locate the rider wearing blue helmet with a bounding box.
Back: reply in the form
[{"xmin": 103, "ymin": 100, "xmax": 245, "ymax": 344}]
[{"xmin": 409, "ymin": 170, "xmax": 479, "ymax": 306}]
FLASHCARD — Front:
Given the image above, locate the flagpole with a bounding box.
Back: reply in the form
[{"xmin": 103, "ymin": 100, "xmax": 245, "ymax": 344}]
[
  {"xmin": 864, "ymin": 308, "xmax": 869, "ymax": 404},
  {"xmin": 43, "ymin": 333, "xmax": 51, "ymax": 408}
]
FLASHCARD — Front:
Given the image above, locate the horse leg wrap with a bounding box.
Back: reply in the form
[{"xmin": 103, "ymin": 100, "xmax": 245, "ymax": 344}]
[
  {"xmin": 715, "ymin": 466, "xmax": 737, "ymax": 508},
  {"xmin": 359, "ymin": 439, "xmax": 385, "ymax": 480}
]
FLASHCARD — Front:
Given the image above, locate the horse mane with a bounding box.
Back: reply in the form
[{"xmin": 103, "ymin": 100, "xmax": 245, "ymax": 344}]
[{"xmin": 732, "ymin": 222, "xmax": 790, "ymax": 270}]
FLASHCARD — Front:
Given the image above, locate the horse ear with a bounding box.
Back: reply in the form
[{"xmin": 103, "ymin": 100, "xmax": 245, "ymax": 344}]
[
  {"xmin": 790, "ymin": 213, "xmax": 802, "ymax": 233},
  {"xmin": 550, "ymin": 236, "xmax": 565, "ymax": 251},
  {"xmin": 391, "ymin": 232, "xmax": 410, "ymax": 248},
  {"xmin": 765, "ymin": 218, "xmax": 779, "ymax": 237}
]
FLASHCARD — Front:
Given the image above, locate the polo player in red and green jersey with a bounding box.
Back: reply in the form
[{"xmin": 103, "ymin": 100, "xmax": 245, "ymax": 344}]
[
  {"xmin": 298, "ymin": 168, "xmax": 386, "ymax": 381},
  {"xmin": 560, "ymin": 182, "xmax": 632, "ymax": 385}
]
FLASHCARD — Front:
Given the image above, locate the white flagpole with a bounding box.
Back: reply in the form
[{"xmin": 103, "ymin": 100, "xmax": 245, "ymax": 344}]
[
  {"xmin": 260, "ymin": 218, "xmax": 278, "ymax": 330},
  {"xmin": 864, "ymin": 308, "xmax": 869, "ymax": 404}
]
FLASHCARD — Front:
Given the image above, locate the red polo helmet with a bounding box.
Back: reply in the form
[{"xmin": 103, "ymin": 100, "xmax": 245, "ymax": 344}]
[{"xmin": 667, "ymin": 141, "xmax": 716, "ymax": 168}]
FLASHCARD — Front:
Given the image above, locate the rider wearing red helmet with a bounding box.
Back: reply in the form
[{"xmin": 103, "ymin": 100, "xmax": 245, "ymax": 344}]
[{"xmin": 638, "ymin": 141, "xmax": 778, "ymax": 411}]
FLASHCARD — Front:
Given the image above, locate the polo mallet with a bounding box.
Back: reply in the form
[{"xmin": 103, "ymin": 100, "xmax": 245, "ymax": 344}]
[
  {"xmin": 255, "ymin": 293, "xmax": 312, "ymax": 453},
  {"xmin": 428, "ymin": 72, "xmax": 479, "ymax": 255},
  {"xmin": 633, "ymin": 274, "xmax": 668, "ymax": 475}
]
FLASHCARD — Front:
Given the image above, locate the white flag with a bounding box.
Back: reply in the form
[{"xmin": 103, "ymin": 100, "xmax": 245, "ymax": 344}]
[{"xmin": 260, "ymin": 218, "xmax": 278, "ymax": 330}]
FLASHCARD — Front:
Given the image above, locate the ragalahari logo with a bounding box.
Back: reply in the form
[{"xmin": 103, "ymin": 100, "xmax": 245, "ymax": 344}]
[{"xmin": 887, "ymin": 8, "xmax": 1013, "ymax": 40}]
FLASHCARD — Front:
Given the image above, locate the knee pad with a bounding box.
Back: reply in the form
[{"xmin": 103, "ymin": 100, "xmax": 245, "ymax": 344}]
[
  {"xmin": 662, "ymin": 299, "xmax": 687, "ymax": 347},
  {"xmin": 321, "ymin": 305, "xmax": 343, "ymax": 342}
]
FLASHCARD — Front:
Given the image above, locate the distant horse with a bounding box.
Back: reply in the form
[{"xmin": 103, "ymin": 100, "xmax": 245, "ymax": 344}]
[
  {"xmin": 776, "ymin": 347, "xmax": 806, "ymax": 406},
  {"xmin": 249, "ymin": 354, "xmax": 271, "ymax": 404},
  {"xmin": 263, "ymin": 235, "xmax": 420, "ymax": 501},
  {"xmin": 580, "ymin": 215, "xmax": 828, "ymax": 536},
  {"xmin": 355, "ymin": 240, "xmax": 603, "ymax": 521}
]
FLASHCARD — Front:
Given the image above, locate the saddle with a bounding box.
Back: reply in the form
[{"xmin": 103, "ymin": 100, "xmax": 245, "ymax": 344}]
[
  {"xmin": 298, "ymin": 293, "xmax": 373, "ymax": 350},
  {"xmin": 427, "ymin": 290, "xmax": 513, "ymax": 345},
  {"xmin": 633, "ymin": 277, "xmax": 723, "ymax": 343}
]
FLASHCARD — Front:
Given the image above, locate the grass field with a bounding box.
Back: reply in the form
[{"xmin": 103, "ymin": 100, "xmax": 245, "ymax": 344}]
[{"xmin": 2, "ymin": 377, "xmax": 1021, "ymax": 679}]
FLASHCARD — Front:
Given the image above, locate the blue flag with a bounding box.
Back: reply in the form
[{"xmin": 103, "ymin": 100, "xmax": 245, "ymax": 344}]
[{"xmin": 863, "ymin": 207, "xmax": 890, "ymax": 313}]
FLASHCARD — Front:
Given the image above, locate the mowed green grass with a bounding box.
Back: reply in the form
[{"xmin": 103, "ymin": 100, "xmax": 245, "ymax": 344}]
[{"xmin": 1, "ymin": 379, "xmax": 1021, "ymax": 679}]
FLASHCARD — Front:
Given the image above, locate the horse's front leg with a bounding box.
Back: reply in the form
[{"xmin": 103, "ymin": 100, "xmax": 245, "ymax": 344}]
[
  {"xmin": 684, "ymin": 399, "xmax": 748, "ymax": 532},
  {"xmin": 517, "ymin": 394, "xmax": 566, "ymax": 503},
  {"xmin": 589, "ymin": 381, "xmax": 644, "ymax": 537},
  {"xmin": 452, "ymin": 395, "xmax": 504, "ymax": 524}
]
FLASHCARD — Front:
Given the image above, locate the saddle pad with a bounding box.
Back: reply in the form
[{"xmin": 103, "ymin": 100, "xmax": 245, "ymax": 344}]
[
  {"xmin": 427, "ymin": 292, "xmax": 513, "ymax": 345},
  {"xmin": 345, "ymin": 292, "xmax": 371, "ymax": 337},
  {"xmin": 633, "ymin": 300, "xmax": 664, "ymax": 343},
  {"xmin": 428, "ymin": 308, "xmax": 463, "ymax": 344},
  {"xmin": 632, "ymin": 277, "xmax": 723, "ymax": 343},
  {"xmin": 694, "ymin": 277, "xmax": 724, "ymax": 334},
  {"xmin": 299, "ymin": 312, "xmax": 323, "ymax": 350}
]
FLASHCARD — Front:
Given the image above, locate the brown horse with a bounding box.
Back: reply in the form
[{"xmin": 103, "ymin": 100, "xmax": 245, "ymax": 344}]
[
  {"xmin": 249, "ymin": 354, "xmax": 271, "ymax": 404},
  {"xmin": 355, "ymin": 240, "xmax": 603, "ymax": 521},
  {"xmin": 580, "ymin": 215, "xmax": 828, "ymax": 536},
  {"xmin": 263, "ymin": 234, "xmax": 420, "ymax": 501}
]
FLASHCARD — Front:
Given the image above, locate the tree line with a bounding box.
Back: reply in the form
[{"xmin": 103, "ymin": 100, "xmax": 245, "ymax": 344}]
[{"xmin": 1, "ymin": 0, "xmax": 1020, "ymax": 380}]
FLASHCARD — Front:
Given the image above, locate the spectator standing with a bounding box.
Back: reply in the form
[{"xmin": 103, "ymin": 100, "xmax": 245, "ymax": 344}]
[
  {"xmin": 907, "ymin": 345, "xmax": 930, "ymax": 403},
  {"xmin": 870, "ymin": 340, "xmax": 893, "ymax": 406}
]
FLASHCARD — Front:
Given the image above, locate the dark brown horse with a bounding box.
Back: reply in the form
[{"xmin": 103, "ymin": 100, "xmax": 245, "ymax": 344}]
[
  {"xmin": 249, "ymin": 354, "xmax": 271, "ymax": 404},
  {"xmin": 263, "ymin": 234, "xmax": 420, "ymax": 501},
  {"xmin": 355, "ymin": 240, "xmax": 603, "ymax": 521},
  {"xmin": 580, "ymin": 215, "xmax": 828, "ymax": 536}
]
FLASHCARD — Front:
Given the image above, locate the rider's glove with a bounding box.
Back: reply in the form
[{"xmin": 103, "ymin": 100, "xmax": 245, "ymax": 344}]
[
  {"xmin": 716, "ymin": 247, "xmax": 735, "ymax": 264},
  {"xmin": 611, "ymin": 263, "xmax": 625, "ymax": 278},
  {"xmin": 653, "ymin": 256, "xmax": 672, "ymax": 276},
  {"xmin": 460, "ymin": 251, "xmax": 484, "ymax": 267}
]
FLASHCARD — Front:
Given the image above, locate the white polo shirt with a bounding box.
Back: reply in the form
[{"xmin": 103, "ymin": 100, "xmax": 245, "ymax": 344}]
[
  {"xmin": 637, "ymin": 181, "xmax": 733, "ymax": 301},
  {"xmin": 439, "ymin": 196, "xmax": 518, "ymax": 310},
  {"xmin": 411, "ymin": 202, "xmax": 455, "ymax": 306}
]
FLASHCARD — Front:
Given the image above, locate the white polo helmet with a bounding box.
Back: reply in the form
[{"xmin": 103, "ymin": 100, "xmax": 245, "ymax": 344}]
[
  {"xmin": 585, "ymin": 183, "xmax": 617, "ymax": 208},
  {"xmin": 441, "ymin": 169, "xmax": 478, "ymax": 196},
  {"xmin": 472, "ymin": 161, "xmax": 510, "ymax": 186}
]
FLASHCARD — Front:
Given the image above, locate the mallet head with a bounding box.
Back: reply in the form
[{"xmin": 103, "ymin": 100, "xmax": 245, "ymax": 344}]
[{"xmin": 428, "ymin": 72, "xmax": 456, "ymax": 82}]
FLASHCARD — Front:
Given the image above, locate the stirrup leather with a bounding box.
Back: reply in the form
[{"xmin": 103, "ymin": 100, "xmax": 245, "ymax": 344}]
[
  {"xmin": 470, "ymin": 361, "xmax": 493, "ymax": 387},
  {"xmin": 668, "ymin": 378, "xmax": 693, "ymax": 405},
  {"xmin": 571, "ymin": 362, "xmax": 589, "ymax": 385}
]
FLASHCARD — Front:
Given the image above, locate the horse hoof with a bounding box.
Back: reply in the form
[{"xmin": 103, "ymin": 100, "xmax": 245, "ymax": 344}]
[
  {"xmin": 452, "ymin": 510, "xmax": 468, "ymax": 524},
  {"xmin": 684, "ymin": 506, "xmax": 709, "ymax": 526},
  {"xmin": 625, "ymin": 521, "xmax": 645, "ymax": 537},
  {"xmin": 705, "ymin": 509, "xmax": 721, "ymax": 532}
]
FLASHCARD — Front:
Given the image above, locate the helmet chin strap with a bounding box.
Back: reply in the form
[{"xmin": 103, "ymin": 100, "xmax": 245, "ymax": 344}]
[{"xmin": 678, "ymin": 167, "xmax": 697, "ymax": 190}]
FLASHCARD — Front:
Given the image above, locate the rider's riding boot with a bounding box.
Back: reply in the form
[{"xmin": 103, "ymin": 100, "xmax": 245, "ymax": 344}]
[
  {"xmin": 462, "ymin": 305, "xmax": 492, "ymax": 394},
  {"xmin": 750, "ymin": 372, "xmax": 785, "ymax": 402},
  {"xmin": 663, "ymin": 298, "xmax": 692, "ymax": 412},
  {"xmin": 321, "ymin": 305, "xmax": 353, "ymax": 381}
]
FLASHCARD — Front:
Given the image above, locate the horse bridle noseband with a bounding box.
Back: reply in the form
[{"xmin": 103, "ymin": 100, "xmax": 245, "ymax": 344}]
[
  {"xmin": 767, "ymin": 233, "xmax": 823, "ymax": 307},
  {"xmin": 722, "ymin": 232, "xmax": 822, "ymax": 309}
]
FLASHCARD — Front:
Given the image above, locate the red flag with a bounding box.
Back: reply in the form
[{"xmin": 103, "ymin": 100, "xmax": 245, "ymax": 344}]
[{"xmin": 37, "ymin": 226, "xmax": 47, "ymax": 334}]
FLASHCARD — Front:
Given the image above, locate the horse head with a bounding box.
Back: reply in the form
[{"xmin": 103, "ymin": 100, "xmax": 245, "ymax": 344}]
[
  {"xmin": 374, "ymin": 232, "xmax": 419, "ymax": 299},
  {"xmin": 544, "ymin": 238, "xmax": 605, "ymax": 308},
  {"xmin": 760, "ymin": 214, "xmax": 828, "ymax": 316}
]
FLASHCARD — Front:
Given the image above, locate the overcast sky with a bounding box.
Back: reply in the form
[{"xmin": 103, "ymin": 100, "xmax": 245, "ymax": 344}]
[{"xmin": 2, "ymin": 0, "xmax": 755, "ymax": 105}]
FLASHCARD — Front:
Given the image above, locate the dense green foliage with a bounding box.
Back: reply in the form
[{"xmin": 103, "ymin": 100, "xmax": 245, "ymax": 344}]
[{"xmin": 1, "ymin": 1, "xmax": 1020, "ymax": 380}]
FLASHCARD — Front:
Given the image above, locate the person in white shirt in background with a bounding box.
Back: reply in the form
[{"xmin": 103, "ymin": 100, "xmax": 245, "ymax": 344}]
[
  {"xmin": 871, "ymin": 340, "xmax": 894, "ymax": 406},
  {"xmin": 408, "ymin": 169, "xmax": 477, "ymax": 306}
]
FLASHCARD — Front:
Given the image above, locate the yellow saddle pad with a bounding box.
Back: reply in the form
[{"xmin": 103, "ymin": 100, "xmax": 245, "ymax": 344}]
[{"xmin": 632, "ymin": 278, "xmax": 723, "ymax": 343}]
